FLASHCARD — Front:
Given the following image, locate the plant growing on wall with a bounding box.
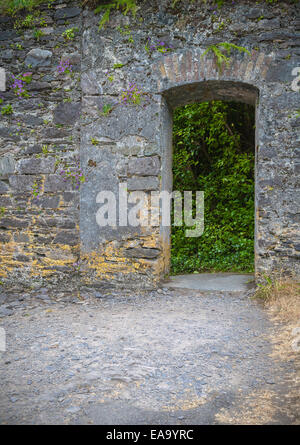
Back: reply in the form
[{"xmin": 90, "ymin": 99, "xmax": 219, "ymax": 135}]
[
  {"xmin": 103, "ymin": 69, "xmax": 114, "ymax": 82},
  {"xmin": 116, "ymin": 25, "xmax": 135, "ymax": 44},
  {"xmin": 62, "ymin": 27, "xmax": 79, "ymax": 41},
  {"xmin": 120, "ymin": 83, "xmax": 150, "ymax": 107},
  {"xmin": 145, "ymin": 37, "xmax": 173, "ymax": 55},
  {"xmin": 31, "ymin": 180, "xmax": 42, "ymax": 199},
  {"xmin": 97, "ymin": 81, "xmax": 151, "ymax": 117},
  {"xmin": 201, "ymin": 42, "xmax": 250, "ymax": 73},
  {"xmin": 11, "ymin": 72, "xmax": 32, "ymax": 97},
  {"xmin": 55, "ymin": 158, "xmax": 85, "ymax": 190},
  {"xmin": 113, "ymin": 63, "xmax": 125, "ymax": 69},
  {"xmin": 1, "ymin": 104, "xmax": 13, "ymax": 115},
  {"xmin": 100, "ymin": 103, "xmax": 115, "ymax": 115},
  {"xmin": 72, "ymin": 259, "xmax": 83, "ymax": 273},
  {"xmin": 1, "ymin": 0, "xmax": 299, "ymax": 17},
  {"xmin": 91, "ymin": 137, "xmax": 99, "ymax": 145},
  {"xmin": 94, "ymin": 0, "xmax": 137, "ymax": 30},
  {"xmin": 33, "ymin": 28, "xmax": 44, "ymax": 40},
  {"xmin": 57, "ymin": 59, "xmax": 73, "ymax": 74},
  {"xmin": 120, "ymin": 83, "xmax": 142, "ymax": 105}
]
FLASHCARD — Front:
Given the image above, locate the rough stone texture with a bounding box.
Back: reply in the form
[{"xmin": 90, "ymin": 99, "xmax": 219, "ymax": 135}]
[
  {"xmin": 0, "ymin": 289, "xmax": 299, "ymax": 424},
  {"xmin": 127, "ymin": 176, "xmax": 160, "ymax": 191},
  {"xmin": 79, "ymin": 0, "xmax": 300, "ymax": 289},
  {"xmin": 53, "ymin": 102, "xmax": 81, "ymax": 125},
  {"xmin": 128, "ymin": 156, "xmax": 161, "ymax": 176},
  {"xmin": 16, "ymin": 158, "xmax": 56, "ymax": 174},
  {"xmin": 0, "ymin": 156, "xmax": 15, "ymax": 179},
  {"xmin": 54, "ymin": 7, "xmax": 81, "ymax": 21},
  {"xmin": 0, "ymin": 0, "xmax": 82, "ymax": 291},
  {"xmin": 0, "ymin": 0, "xmax": 299, "ymax": 291},
  {"xmin": 25, "ymin": 48, "xmax": 53, "ymax": 68}
]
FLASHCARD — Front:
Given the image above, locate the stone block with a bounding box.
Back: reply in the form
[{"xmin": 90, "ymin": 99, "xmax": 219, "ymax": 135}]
[
  {"xmin": 53, "ymin": 102, "xmax": 81, "ymax": 125},
  {"xmin": 16, "ymin": 158, "xmax": 55, "ymax": 175},
  {"xmin": 128, "ymin": 156, "xmax": 160, "ymax": 176},
  {"xmin": 124, "ymin": 248, "xmax": 160, "ymax": 259},
  {"xmin": 9, "ymin": 175, "xmax": 36, "ymax": 192},
  {"xmin": 25, "ymin": 48, "xmax": 53, "ymax": 68},
  {"xmin": 0, "ymin": 217, "xmax": 29, "ymax": 229},
  {"xmin": 0, "ymin": 181, "xmax": 9, "ymax": 194},
  {"xmin": 0, "ymin": 127, "xmax": 20, "ymax": 142},
  {"xmin": 36, "ymin": 195, "xmax": 60, "ymax": 209},
  {"xmin": 0, "ymin": 30, "xmax": 17, "ymax": 40},
  {"xmin": 44, "ymin": 175, "xmax": 73, "ymax": 192},
  {"xmin": 127, "ymin": 176, "xmax": 159, "ymax": 191},
  {"xmin": 54, "ymin": 7, "xmax": 81, "ymax": 20},
  {"xmin": 53, "ymin": 231, "xmax": 79, "ymax": 246},
  {"xmin": 0, "ymin": 156, "xmax": 15, "ymax": 179}
]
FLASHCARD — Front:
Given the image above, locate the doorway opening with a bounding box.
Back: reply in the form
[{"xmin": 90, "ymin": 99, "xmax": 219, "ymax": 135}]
[{"xmin": 170, "ymin": 100, "xmax": 255, "ymax": 276}]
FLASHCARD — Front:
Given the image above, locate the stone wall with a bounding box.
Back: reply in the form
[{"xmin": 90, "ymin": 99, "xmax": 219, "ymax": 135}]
[
  {"xmin": 0, "ymin": 1, "xmax": 82, "ymax": 291},
  {"xmin": 0, "ymin": 0, "xmax": 299, "ymax": 292}
]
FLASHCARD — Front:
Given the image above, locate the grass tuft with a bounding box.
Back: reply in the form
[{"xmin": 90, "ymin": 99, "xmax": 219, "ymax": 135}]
[{"xmin": 255, "ymin": 274, "xmax": 300, "ymax": 324}]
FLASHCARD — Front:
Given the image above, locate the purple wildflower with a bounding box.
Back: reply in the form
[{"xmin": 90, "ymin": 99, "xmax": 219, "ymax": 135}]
[{"xmin": 57, "ymin": 59, "xmax": 73, "ymax": 74}]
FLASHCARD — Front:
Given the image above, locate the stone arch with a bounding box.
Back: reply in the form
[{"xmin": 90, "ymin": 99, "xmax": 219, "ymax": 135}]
[
  {"xmin": 152, "ymin": 48, "xmax": 273, "ymax": 93},
  {"xmin": 153, "ymin": 49, "xmax": 267, "ymax": 279}
]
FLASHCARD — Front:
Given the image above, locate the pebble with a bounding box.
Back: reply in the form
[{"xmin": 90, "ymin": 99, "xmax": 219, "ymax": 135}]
[{"xmin": 66, "ymin": 406, "xmax": 81, "ymax": 414}]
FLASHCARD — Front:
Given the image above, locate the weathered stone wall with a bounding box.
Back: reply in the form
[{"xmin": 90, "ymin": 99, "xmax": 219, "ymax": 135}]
[
  {"xmin": 0, "ymin": 1, "xmax": 82, "ymax": 290},
  {"xmin": 0, "ymin": 0, "xmax": 299, "ymax": 292}
]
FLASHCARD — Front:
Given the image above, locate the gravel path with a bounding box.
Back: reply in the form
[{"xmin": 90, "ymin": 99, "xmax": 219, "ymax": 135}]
[{"xmin": 0, "ymin": 288, "xmax": 299, "ymax": 425}]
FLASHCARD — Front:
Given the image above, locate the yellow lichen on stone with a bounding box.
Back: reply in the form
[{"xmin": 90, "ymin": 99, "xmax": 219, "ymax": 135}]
[
  {"xmin": 81, "ymin": 246, "xmax": 148, "ymax": 282},
  {"xmin": 0, "ymin": 237, "xmax": 17, "ymax": 276}
]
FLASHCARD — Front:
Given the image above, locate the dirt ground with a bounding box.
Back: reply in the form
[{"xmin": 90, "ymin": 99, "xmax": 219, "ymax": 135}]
[{"xmin": 0, "ymin": 287, "xmax": 299, "ymax": 425}]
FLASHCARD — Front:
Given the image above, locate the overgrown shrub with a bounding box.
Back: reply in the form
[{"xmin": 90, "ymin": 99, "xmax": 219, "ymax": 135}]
[{"xmin": 171, "ymin": 101, "xmax": 255, "ymax": 274}]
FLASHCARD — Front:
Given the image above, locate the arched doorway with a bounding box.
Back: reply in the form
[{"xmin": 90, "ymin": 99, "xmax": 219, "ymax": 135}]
[{"xmin": 159, "ymin": 81, "xmax": 259, "ymax": 278}]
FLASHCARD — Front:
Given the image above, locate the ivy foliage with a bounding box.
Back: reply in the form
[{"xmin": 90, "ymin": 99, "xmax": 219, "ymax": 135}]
[
  {"xmin": 1, "ymin": 0, "xmax": 298, "ymax": 17},
  {"xmin": 171, "ymin": 101, "xmax": 255, "ymax": 275},
  {"xmin": 94, "ymin": 0, "xmax": 137, "ymax": 30},
  {"xmin": 0, "ymin": 0, "xmax": 51, "ymax": 15},
  {"xmin": 201, "ymin": 43, "xmax": 250, "ymax": 73}
]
